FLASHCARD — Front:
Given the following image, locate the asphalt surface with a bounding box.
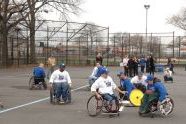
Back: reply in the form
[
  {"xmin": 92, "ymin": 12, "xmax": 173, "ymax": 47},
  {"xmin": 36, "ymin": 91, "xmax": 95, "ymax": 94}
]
[{"xmin": 0, "ymin": 67, "xmax": 186, "ymax": 124}]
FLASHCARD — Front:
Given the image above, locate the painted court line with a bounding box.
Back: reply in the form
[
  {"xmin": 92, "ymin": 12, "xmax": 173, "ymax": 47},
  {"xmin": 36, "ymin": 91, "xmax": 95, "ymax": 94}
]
[{"xmin": 0, "ymin": 84, "xmax": 89, "ymax": 114}]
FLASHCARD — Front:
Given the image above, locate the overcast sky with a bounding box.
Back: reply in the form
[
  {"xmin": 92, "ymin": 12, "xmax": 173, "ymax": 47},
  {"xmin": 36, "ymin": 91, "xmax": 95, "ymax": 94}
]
[{"xmin": 44, "ymin": 0, "xmax": 186, "ymax": 35}]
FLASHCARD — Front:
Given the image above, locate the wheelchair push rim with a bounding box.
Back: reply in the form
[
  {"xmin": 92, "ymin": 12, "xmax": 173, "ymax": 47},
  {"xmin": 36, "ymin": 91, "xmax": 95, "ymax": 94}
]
[
  {"xmin": 158, "ymin": 97, "xmax": 174, "ymax": 116},
  {"xmin": 87, "ymin": 95, "xmax": 103, "ymax": 116},
  {"xmin": 129, "ymin": 89, "xmax": 144, "ymax": 107}
]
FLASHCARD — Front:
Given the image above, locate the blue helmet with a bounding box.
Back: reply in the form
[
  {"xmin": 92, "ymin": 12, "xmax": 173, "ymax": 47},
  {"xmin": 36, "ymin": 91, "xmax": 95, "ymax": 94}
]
[
  {"xmin": 99, "ymin": 67, "xmax": 109, "ymax": 75},
  {"xmin": 145, "ymin": 75, "xmax": 154, "ymax": 82}
]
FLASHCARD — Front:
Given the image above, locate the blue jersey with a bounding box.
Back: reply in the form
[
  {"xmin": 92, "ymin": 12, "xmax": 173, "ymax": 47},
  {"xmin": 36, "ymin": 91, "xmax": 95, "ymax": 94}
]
[
  {"xmin": 140, "ymin": 58, "xmax": 146, "ymax": 66},
  {"xmin": 121, "ymin": 79, "xmax": 135, "ymax": 97},
  {"xmin": 148, "ymin": 82, "xmax": 168, "ymax": 102},
  {"xmin": 33, "ymin": 67, "xmax": 45, "ymax": 78},
  {"xmin": 95, "ymin": 66, "xmax": 103, "ymax": 78}
]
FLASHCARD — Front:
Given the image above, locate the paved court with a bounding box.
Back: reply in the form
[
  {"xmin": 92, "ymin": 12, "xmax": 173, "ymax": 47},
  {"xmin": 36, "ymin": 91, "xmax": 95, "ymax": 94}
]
[{"xmin": 0, "ymin": 67, "xmax": 186, "ymax": 124}]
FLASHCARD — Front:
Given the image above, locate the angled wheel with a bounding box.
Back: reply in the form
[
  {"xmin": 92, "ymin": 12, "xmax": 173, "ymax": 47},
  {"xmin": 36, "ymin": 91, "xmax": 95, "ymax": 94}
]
[
  {"xmin": 87, "ymin": 95, "xmax": 103, "ymax": 116},
  {"xmin": 50, "ymin": 87, "xmax": 56, "ymax": 104},
  {"xmin": 129, "ymin": 89, "xmax": 144, "ymax": 107},
  {"xmin": 29, "ymin": 76, "xmax": 35, "ymax": 90},
  {"xmin": 158, "ymin": 97, "xmax": 174, "ymax": 116}
]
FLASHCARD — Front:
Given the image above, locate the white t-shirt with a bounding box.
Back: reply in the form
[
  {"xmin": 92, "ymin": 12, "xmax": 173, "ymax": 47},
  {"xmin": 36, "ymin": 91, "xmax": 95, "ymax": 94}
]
[
  {"xmin": 91, "ymin": 76, "xmax": 117, "ymax": 95},
  {"xmin": 49, "ymin": 70, "xmax": 72, "ymax": 85},
  {"xmin": 164, "ymin": 70, "xmax": 172, "ymax": 77},
  {"xmin": 131, "ymin": 75, "xmax": 147, "ymax": 87},
  {"xmin": 123, "ymin": 58, "xmax": 129, "ymax": 66}
]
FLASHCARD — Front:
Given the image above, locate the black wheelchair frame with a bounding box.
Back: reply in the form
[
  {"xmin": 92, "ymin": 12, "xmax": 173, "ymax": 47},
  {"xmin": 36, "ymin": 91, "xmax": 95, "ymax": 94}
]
[
  {"xmin": 87, "ymin": 94, "xmax": 121, "ymax": 117},
  {"xmin": 29, "ymin": 76, "xmax": 47, "ymax": 90}
]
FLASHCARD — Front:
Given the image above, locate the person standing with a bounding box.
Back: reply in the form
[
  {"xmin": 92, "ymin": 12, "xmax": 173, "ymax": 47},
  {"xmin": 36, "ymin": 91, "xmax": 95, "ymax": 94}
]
[
  {"xmin": 128, "ymin": 56, "xmax": 134, "ymax": 77},
  {"xmin": 149, "ymin": 55, "xmax": 155, "ymax": 75},
  {"xmin": 139, "ymin": 56, "xmax": 146, "ymax": 73},
  {"xmin": 123, "ymin": 55, "xmax": 129, "ymax": 76},
  {"xmin": 47, "ymin": 55, "xmax": 56, "ymax": 79},
  {"xmin": 96, "ymin": 53, "xmax": 103, "ymax": 65},
  {"xmin": 146, "ymin": 56, "xmax": 150, "ymax": 73},
  {"xmin": 133, "ymin": 56, "xmax": 139, "ymax": 76}
]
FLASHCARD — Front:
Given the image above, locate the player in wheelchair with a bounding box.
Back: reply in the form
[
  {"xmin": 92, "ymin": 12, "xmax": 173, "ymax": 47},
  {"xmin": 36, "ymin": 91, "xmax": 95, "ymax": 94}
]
[
  {"xmin": 117, "ymin": 71, "xmax": 135, "ymax": 102},
  {"xmin": 87, "ymin": 67, "xmax": 125, "ymax": 116},
  {"xmin": 29, "ymin": 63, "xmax": 47, "ymax": 90},
  {"xmin": 49, "ymin": 63, "xmax": 72, "ymax": 104},
  {"xmin": 131, "ymin": 72, "xmax": 147, "ymax": 93},
  {"xmin": 139, "ymin": 75, "xmax": 174, "ymax": 117},
  {"xmin": 164, "ymin": 68, "xmax": 173, "ymax": 83}
]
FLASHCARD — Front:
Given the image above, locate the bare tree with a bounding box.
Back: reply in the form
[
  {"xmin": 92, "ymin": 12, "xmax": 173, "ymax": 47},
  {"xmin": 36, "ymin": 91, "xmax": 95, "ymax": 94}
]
[
  {"xmin": 20, "ymin": 0, "xmax": 82, "ymax": 64},
  {"xmin": 0, "ymin": 0, "xmax": 31, "ymax": 67},
  {"xmin": 167, "ymin": 8, "xmax": 186, "ymax": 31}
]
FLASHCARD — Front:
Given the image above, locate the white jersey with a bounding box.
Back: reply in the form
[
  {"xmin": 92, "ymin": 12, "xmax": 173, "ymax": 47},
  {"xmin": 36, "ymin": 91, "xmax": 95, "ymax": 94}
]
[
  {"xmin": 49, "ymin": 70, "xmax": 72, "ymax": 85},
  {"xmin": 123, "ymin": 58, "xmax": 129, "ymax": 66},
  {"xmin": 91, "ymin": 76, "xmax": 117, "ymax": 95},
  {"xmin": 164, "ymin": 70, "xmax": 172, "ymax": 77},
  {"xmin": 131, "ymin": 75, "xmax": 147, "ymax": 87}
]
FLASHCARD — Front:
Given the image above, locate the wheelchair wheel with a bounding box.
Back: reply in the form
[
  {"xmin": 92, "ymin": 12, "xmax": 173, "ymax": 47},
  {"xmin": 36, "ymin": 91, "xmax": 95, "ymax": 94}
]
[
  {"xmin": 129, "ymin": 89, "xmax": 144, "ymax": 107},
  {"xmin": 158, "ymin": 97, "xmax": 174, "ymax": 116},
  {"xmin": 50, "ymin": 88, "xmax": 56, "ymax": 104},
  {"xmin": 87, "ymin": 95, "xmax": 103, "ymax": 116},
  {"xmin": 102, "ymin": 98, "xmax": 120, "ymax": 113},
  {"xmin": 29, "ymin": 76, "xmax": 35, "ymax": 90}
]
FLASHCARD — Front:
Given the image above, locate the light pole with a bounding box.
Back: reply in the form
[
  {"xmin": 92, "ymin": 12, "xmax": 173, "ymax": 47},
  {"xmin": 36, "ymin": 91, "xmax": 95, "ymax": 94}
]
[{"xmin": 144, "ymin": 4, "xmax": 150, "ymax": 54}]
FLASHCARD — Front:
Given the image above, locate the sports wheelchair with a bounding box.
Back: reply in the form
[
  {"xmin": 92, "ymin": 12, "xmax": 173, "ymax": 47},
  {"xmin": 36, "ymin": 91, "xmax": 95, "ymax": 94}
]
[
  {"xmin": 138, "ymin": 93, "xmax": 174, "ymax": 117},
  {"xmin": 29, "ymin": 76, "xmax": 47, "ymax": 90},
  {"xmin": 50, "ymin": 84, "xmax": 71, "ymax": 104},
  {"xmin": 87, "ymin": 93, "xmax": 125, "ymax": 117}
]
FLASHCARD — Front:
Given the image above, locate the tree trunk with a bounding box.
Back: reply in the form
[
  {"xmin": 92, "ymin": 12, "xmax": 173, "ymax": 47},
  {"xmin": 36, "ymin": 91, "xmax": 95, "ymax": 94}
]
[
  {"xmin": 29, "ymin": 1, "xmax": 36, "ymax": 64},
  {"xmin": 1, "ymin": 30, "xmax": 8, "ymax": 67}
]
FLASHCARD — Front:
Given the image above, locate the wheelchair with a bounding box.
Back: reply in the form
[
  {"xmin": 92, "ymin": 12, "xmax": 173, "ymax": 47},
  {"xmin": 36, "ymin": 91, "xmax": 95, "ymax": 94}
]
[
  {"xmin": 164, "ymin": 76, "xmax": 173, "ymax": 83},
  {"xmin": 29, "ymin": 76, "xmax": 47, "ymax": 90},
  {"xmin": 50, "ymin": 84, "xmax": 71, "ymax": 105},
  {"xmin": 87, "ymin": 94, "xmax": 124, "ymax": 117},
  {"xmin": 139, "ymin": 95, "xmax": 174, "ymax": 117}
]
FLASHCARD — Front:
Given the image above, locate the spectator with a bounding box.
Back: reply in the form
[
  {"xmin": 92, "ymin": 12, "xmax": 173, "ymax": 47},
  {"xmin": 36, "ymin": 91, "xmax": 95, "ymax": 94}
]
[
  {"xmin": 146, "ymin": 56, "xmax": 150, "ymax": 73},
  {"xmin": 149, "ymin": 55, "xmax": 155, "ymax": 75},
  {"xmin": 139, "ymin": 56, "xmax": 146, "ymax": 73},
  {"xmin": 133, "ymin": 57, "xmax": 139, "ymax": 76},
  {"xmin": 123, "ymin": 55, "xmax": 129, "ymax": 76},
  {"xmin": 96, "ymin": 53, "xmax": 103, "ymax": 65},
  {"xmin": 128, "ymin": 56, "xmax": 135, "ymax": 77},
  {"xmin": 164, "ymin": 68, "xmax": 173, "ymax": 83}
]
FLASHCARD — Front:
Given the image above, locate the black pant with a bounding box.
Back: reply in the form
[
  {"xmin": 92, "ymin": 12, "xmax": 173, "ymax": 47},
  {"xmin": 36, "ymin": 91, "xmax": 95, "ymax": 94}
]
[
  {"xmin": 141, "ymin": 66, "xmax": 145, "ymax": 73},
  {"xmin": 124, "ymin": 66, "xmax": 128, "ymax": 76},
  {"xmin": 128, "ymin": 67, "xmax": 133, "ymax": 77},
  {"xmin": 149, "ymin": 66, "xmax": 154, "ymax": 75}
]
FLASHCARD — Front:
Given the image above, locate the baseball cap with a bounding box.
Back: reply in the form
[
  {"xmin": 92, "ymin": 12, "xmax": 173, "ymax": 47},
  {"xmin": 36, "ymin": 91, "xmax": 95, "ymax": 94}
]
[
  {"xmin": 117, "ymin": 71, "xmax": 125, "ymax": 76},
  {"xmin": 99, "ymin": 67, "xmax": 109, "ymax": 75},
  {"xmin": 59, "ymin": 63, "xmax": 65, "ymax": 68}
]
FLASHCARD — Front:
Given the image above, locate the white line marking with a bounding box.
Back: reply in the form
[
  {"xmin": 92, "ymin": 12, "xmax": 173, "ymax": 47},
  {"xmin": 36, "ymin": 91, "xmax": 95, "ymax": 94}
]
[{"xmin": 0, "ymin": 84, "xmax": 89, "ymax": 114}]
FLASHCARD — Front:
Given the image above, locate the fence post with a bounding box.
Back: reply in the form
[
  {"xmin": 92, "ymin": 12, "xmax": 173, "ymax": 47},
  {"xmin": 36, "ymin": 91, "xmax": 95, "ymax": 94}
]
[
  {"xmin": 79, "ymin": 37, "xmax": 81, "ymax": 65},
  {"xmin": 129, "ymin": 33, "xmax": 131, "ymax": 55},
  {"xmin": 121, "ymin": 36, "xmax": 124, "ymax": 61},
  {"xmin": 107, "ymin": 27, "xmax": 109, "ymax": 66},
  {"xmin": 173, "ymin": 31, "xmax": 175, "ymax": 58},
  {"xmin": 178, "ymin": 36, "xmax": 181, "ymax": 64},
  {"xmin": 66, "ymin": 22, "xmax": 68, "ymax": 65},
  {"xmin": 114, "ymin": 36, "xmax": 116, "ymax": 63},
  {"xmin": 87, "ymin": 33, "xmax": 89, "ymax": 65}
]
